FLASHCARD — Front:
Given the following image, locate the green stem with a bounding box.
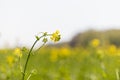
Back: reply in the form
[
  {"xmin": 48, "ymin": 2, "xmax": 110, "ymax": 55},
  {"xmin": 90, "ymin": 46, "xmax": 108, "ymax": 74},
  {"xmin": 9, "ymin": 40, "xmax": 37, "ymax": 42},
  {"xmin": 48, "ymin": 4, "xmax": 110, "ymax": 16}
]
[
  {"xmin": 22, "ymin": 35, "xmax": 48, "ymax": 80},
  {"xmin": 26, "ymin": 73, "xmax": 32, "ymax": 80},
  {"xmin": 22, "ymin": 39, "xmax": 38, "ymax": 80}
]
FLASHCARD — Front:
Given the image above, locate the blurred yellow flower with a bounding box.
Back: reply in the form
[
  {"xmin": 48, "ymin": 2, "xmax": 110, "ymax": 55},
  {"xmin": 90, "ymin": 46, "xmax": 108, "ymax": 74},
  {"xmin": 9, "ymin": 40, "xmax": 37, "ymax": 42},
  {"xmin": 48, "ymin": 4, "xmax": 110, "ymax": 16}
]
[
  {"xmin": 108, "ymin": 45, "xmax": 117, "ymax": 54},
  {"xmin": 14, "ymin": 48, "xmax": 22, "ymax": 58},
  {"xmin": 91, "ymin": 39, "xmax": 100, "ymax": 47},
  {"xmin": 6, "ymin": 56, "xmax": 14, "ymax": 66},
  {"xmin": 59, "ymin": 48, "xmax": 70, "ymax": 57},
  {"xmin": 50, "ymin": 30, "xmax": 61, "ymax": 42}
]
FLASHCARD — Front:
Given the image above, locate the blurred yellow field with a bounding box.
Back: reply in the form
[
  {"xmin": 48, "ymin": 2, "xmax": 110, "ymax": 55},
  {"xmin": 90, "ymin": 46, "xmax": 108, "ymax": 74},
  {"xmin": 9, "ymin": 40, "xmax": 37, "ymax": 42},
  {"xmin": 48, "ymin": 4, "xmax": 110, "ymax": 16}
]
[{"xmin": 0, "ymin": 37, "xmax": 120, "ymax": 80}]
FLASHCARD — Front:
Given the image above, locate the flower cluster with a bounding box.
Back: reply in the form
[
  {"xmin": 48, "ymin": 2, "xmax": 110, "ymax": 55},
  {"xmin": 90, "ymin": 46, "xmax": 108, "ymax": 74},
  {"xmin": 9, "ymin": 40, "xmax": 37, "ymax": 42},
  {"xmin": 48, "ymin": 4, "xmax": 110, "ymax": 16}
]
[
  {"xmin": 50, "ymin": 30, "xmax": 61, "ymax": 42},
  {"xmin": 36, "ymin": 30, "xmax": 61, "ymax": 43}
]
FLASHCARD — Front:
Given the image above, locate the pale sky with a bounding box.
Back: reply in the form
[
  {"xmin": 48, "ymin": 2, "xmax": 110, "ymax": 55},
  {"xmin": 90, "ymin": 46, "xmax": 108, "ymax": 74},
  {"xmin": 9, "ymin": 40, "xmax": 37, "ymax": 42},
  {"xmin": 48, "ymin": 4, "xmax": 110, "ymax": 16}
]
[{"xmin": 0, "ymin": 0, "xmax": 120, "ymax": 48}]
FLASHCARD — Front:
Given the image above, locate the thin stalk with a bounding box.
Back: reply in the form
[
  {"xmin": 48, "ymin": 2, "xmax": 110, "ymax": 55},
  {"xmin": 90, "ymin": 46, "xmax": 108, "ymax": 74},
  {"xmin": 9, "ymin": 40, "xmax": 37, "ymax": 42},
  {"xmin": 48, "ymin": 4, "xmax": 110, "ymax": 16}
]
[
  {"xmin": 22, "ymin": 35, "xmax": 48, "ymax": 80},
  {"xmin": 22, "ymin": 39, "xmax": 38, "ymax": 80},
  {"xmin": 26, "ymin": 73, "xmax": 32, "ymax": 80},
  {"xmin": 116, "ymin": 68, "xmax": 120, "ymax": 80}
]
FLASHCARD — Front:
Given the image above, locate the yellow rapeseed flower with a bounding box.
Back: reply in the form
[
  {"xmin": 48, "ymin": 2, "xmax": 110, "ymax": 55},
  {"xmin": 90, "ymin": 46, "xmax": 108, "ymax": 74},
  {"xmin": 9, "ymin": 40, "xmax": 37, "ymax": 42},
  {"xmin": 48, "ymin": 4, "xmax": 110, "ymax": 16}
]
[
  {"xmin": 108, "ymin": 45, "xmax": 117, "ymax": 54},
  {"xmin": 50, "ymin": 30, "xmax": 61, "ymax": 42},
  {"xmin": 6, "ymin": 56, "xmax": 14, "ymax": 66},
  {"xmin": 59, "ymin": 48, "xmax": 70, "ymax": 57},
  {"xmin": 14, "ymin": 48, "xmax": 22, "ymax": 58},
  {"xmin": 91, "ymin": 39, "xmax": 100, "ymax": 47}
]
